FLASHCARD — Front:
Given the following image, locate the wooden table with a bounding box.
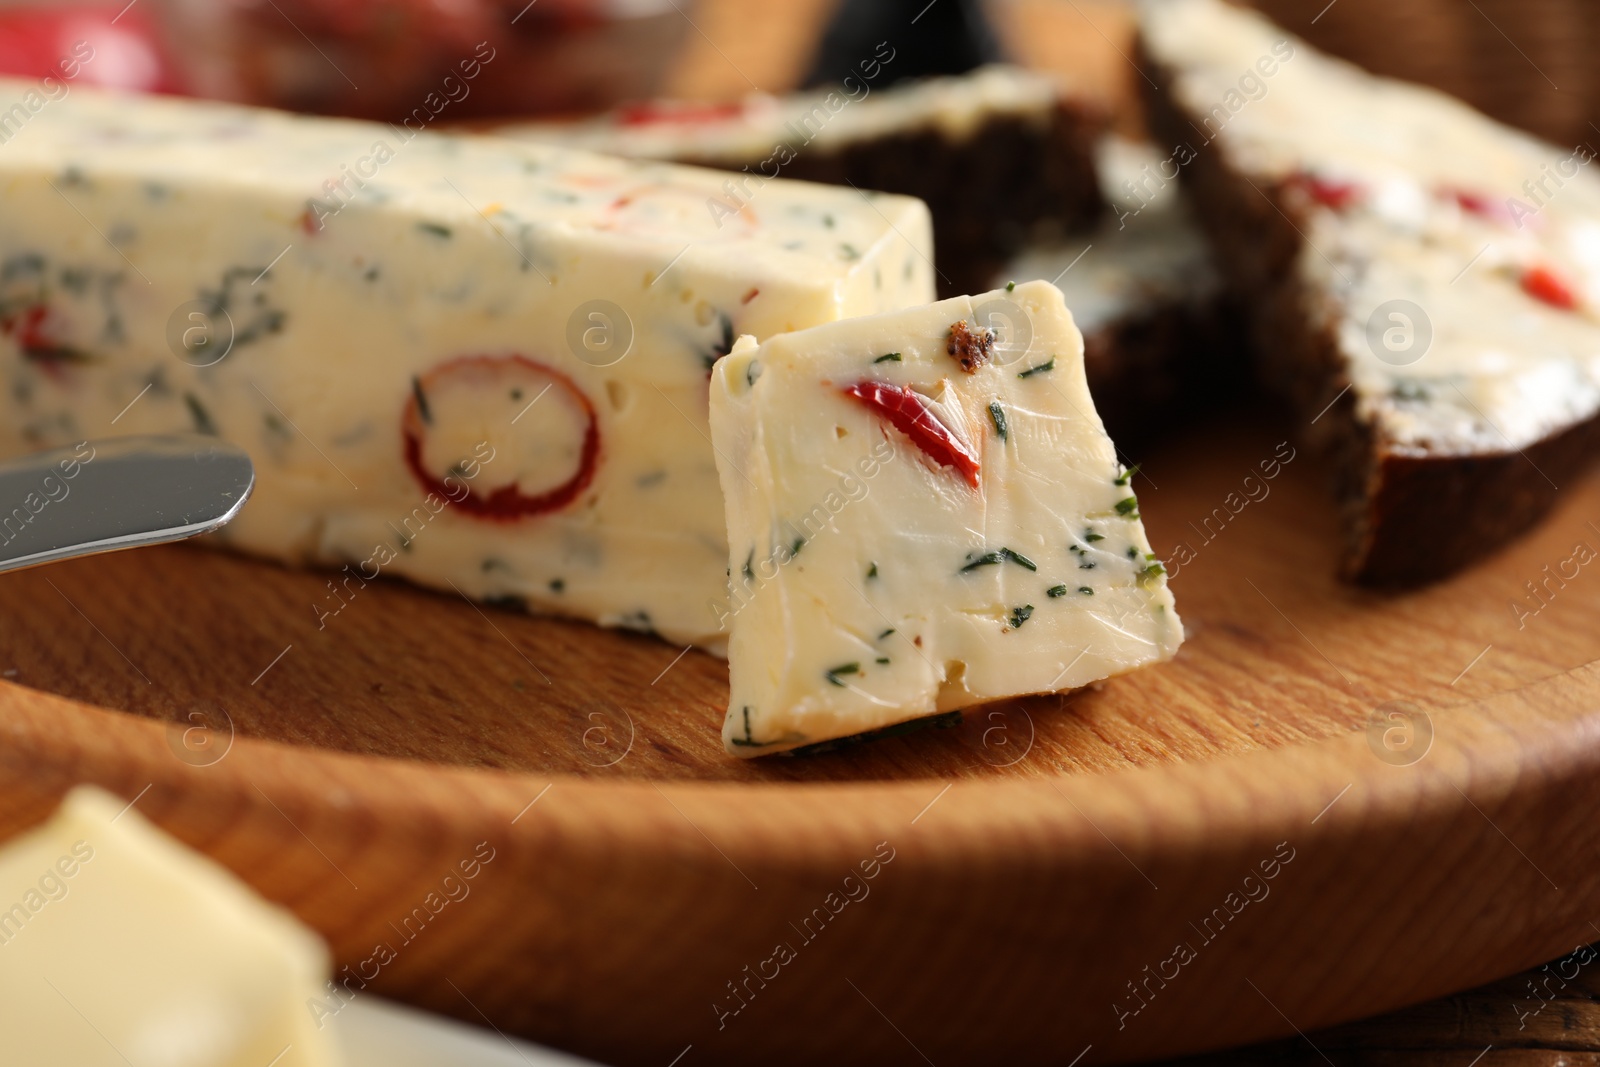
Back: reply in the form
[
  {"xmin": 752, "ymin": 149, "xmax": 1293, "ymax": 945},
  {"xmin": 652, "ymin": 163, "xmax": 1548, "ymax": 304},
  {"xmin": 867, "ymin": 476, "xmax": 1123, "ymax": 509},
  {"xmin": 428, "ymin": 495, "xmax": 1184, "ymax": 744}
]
[{"xmin": 1155, "ymin": 945, "xmax": 1600, "ymax": 1064}]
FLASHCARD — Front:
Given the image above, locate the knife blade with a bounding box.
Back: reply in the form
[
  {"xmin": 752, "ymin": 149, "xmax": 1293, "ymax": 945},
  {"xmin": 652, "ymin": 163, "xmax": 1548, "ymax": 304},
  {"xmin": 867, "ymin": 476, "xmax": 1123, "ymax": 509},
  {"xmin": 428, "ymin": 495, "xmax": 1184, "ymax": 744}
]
[{"xmin": 0, "ymin": 435, "xmax": 254, "ymax": 574}]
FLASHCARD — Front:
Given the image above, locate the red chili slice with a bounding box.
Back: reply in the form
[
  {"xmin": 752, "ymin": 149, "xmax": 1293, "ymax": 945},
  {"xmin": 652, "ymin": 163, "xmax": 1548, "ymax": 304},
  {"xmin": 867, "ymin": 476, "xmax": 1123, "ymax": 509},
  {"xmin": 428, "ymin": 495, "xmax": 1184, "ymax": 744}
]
[
  {"xmin": 1, "ymin": 303, "xmax": 86, "ymax": 378},
  {"xmin": 1443, "ymin": 187, "xmax": 1517, "ymax": 226},
  {"xmin": 616, "ymin": 100, "xmax": 746, "ymax": 126},
  {"xmin": 1521, "ymin": 264, "xmax": 1581, "ymax": 311},
  {"xmin": 842, "ymin": 380, "xmax": 980, "ymax": 488},
  {"xmin": 1285, "ymin": 172, "xmax": 1363, "ymax": 211},
  {"xmin": 2, "ymin": 304, "xmax": 48, "ymax": 348},
  {"xmin": 402, "ymin": 354, "xmax": 600, "ymax": 519}
]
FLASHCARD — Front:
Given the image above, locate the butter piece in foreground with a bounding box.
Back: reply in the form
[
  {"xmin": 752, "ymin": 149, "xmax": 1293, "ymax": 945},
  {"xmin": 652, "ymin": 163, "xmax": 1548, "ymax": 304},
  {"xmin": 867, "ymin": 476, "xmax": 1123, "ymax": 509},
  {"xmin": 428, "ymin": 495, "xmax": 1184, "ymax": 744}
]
[
  {"xmin": 0, "ymin": 786, "xmax": 340, "ymax": 1067},
  {"xmin": 708, "ymin": 280, "xmax": 1182, "ymax": 755}
]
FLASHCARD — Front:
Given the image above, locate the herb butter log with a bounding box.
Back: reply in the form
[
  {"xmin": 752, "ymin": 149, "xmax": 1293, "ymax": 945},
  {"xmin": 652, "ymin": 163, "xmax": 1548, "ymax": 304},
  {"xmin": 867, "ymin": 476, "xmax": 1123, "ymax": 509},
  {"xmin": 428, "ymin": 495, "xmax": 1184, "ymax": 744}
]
[
  {"xmin": 501, "ymin": 66, "xmax": 1105, "ymax": 298},
  {"xmin": 0, "ymin": 80, "xmax": 933, "ymax": 649},
  {"xmin": 0, "ymin": 787, "xmax": 340, "ymax": 1067},
  {"xmin": 708, "ymin": 280, "xmax": 1182, "ymax": 755}
]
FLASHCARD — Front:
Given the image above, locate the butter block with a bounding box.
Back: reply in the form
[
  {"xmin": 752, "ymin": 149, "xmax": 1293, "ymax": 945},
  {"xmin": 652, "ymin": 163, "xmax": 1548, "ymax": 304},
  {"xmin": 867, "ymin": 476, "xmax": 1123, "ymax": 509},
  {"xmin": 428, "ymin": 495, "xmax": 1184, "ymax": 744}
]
[
  {"xmin": 0, "ymin": 79, "xmax": 933, "ymax": 648},
  {"xmin": 0, "ymin": 786, "xmax": 339, "ymax": 1067},
  {"xmin": 708, "ymin": 280, "xmax": 1182, "ymax": 755}
]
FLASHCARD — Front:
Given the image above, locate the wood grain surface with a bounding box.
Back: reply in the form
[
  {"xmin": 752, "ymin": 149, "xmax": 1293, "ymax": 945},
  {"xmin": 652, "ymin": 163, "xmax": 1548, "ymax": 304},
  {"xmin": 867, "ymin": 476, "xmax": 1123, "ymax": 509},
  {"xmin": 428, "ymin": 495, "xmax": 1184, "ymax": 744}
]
[
  {"xmin": 1160, "ymin": 944, "xmax": 1600, "ymax": 1066},
  {"xmin": 6, "ymin": 410, "xmax": 1600, "ymax": 1066},
  {"xmin": 8, "ymin": 0, "xmax": 1600, "ymax": 1063},
  {"xmin": 12, "ymin": 413, "xmax": 1600, "ymax": 782}
]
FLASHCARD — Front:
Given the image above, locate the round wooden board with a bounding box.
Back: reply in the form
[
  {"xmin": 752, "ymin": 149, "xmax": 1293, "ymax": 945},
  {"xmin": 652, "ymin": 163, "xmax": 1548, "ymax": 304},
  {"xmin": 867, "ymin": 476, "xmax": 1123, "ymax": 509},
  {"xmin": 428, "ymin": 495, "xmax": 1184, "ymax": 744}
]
[{"xmin": 3, "ymin": 410, "xmax": 1600, "ymax": 1066}]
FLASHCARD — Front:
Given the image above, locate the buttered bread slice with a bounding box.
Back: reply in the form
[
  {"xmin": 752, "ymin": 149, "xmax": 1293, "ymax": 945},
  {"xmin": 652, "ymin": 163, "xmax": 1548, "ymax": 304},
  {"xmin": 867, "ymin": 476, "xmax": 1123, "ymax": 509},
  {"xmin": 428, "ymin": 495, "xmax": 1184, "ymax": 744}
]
[
  {"xmin": 0, "ymin": 78, "xmax": 932, "ymax": 649},
  {"xmin": 708, "ymin": 280, "xmax": 1182, "ymax": 756},
  {"xmin": 1142, "ymin": 0, "xmax": 1600, "ymax": 584}
]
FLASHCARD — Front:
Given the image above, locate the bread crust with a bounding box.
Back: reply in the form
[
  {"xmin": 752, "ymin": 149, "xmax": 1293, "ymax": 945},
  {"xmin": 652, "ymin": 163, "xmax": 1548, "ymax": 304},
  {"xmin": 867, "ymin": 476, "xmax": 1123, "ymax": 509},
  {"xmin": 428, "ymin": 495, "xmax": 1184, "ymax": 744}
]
[
  {"xmin": 1082, "ymin": 290, "xmax": 1246, "ymax": 452},
  {"xmin": 680, "ymin": 103, "xmax": 1107, "ymax": 299}
]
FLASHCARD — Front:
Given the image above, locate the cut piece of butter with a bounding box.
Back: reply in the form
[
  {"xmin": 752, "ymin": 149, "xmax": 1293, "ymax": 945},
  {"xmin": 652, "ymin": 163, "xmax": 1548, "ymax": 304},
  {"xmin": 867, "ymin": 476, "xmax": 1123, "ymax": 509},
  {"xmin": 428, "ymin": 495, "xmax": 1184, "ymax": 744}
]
[
  {"xmin": 0, "ymin": 786, "xmax": 340, "ymax": 1067},
  {"xmin": 708, "ymin": 280, "xmax": 1183, "ymax": 755},
  {"xmin": 0, "ymin": 78, "xmax": 933, "ymax": 650}
]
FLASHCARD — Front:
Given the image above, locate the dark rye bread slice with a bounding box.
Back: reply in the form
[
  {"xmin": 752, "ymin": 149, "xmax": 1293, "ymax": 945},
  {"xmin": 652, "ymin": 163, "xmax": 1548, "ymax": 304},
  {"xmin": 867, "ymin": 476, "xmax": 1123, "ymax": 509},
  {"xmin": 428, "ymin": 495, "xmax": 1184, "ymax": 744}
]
[
  {"xmin": 1139, "ymin": 0, "xmax": 1600, "ymax": 586},
  {"xmin": 497, "ymin": 66, "xmax": 1105, "ymax": 299},
  {"xmin": 772, "ymin": 102, "xmax": 1104, "ymax": 297},
  {"xmin": 998, "ymin": 138, "xmax": 1247, "ymax": 450},
  {"xmin": 1079, "ymin": 288, "xmax": 1244, "ymax": 450}
]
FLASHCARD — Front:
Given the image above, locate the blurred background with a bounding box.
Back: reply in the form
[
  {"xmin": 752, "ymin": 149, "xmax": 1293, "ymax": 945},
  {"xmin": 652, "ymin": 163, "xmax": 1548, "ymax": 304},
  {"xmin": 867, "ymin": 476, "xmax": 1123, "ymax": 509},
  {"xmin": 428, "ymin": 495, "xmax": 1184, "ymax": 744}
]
[{"xmin": 2, "ymin": 0, "xmax": 1593, "ymax": 147}]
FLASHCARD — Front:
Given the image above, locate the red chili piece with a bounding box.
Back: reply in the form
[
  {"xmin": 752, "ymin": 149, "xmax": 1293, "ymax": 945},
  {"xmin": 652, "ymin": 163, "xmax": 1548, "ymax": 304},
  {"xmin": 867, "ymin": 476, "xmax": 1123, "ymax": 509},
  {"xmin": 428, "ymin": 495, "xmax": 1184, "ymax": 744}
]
[
  {"xmin": 1521, "ymin": 264, "xmax": 1581, "ymax": 311},
  {"xmin": 1, "ymin": 303, "xmax": 82, "ymax": 377},
  {"xmin": 1287, "ymin": 172, "xmax": 1363, "ymax": 211},
  {"xmin": 402, "ymin": 354, "xmax": 600, "ymax": 519},
  {"xmin": 1, "ymin": 304, "xmax": 49, "ymax": 349},
  {"xmin": 1444, "ymin": 187, "xmax": 1516, "ymax": 226},
  {"xmin": 616, "ymin": 100, "xmax": 745, "ymax": 126},
  {"xmin": 842, "ymin": 380, "xmax": 980, "ymax": 488}
]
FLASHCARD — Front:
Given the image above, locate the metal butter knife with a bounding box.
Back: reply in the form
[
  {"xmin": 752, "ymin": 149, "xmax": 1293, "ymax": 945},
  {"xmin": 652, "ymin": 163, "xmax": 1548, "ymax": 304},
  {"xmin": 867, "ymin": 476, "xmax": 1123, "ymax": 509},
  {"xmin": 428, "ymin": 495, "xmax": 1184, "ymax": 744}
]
[{"xmin": 0, "ymin": 435, "xmax": 254, "ymax": 574}]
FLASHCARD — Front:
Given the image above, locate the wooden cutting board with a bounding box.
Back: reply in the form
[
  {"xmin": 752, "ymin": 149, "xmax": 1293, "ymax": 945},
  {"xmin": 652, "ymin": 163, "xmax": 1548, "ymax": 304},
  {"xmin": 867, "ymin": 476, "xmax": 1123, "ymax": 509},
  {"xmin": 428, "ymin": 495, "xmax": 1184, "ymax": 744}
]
[{"xmin": 3, "ymin": 408, "xmax": 1600, "ymax": 1066}]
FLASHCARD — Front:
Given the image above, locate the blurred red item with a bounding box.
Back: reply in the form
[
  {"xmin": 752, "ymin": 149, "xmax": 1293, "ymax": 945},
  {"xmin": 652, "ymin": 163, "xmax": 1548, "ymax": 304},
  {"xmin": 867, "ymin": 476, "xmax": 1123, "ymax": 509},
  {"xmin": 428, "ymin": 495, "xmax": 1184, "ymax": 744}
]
[
  {"xmin": 615, "ymin": 100, "xmax": 747, "ymax": 126},
  {"xmin": 0, "ymin": 4, "xmax": 179, "ymax": 93},
  {"xmin": 162, "ymin": 0, "xmax": 686, "ymax": 121},
  {"xmin": 1285, "ymin": 171, "xmax": 1364, "ymax": 211},
  {"xmin": 1522, "ymin": 264, "xmax": 1581, "ymax": 311}
]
